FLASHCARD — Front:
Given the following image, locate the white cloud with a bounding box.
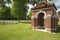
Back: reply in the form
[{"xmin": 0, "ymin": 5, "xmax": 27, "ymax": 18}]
[{"xmin": 54, "ymin": 0, "xmax": 60, "ymax": 9}]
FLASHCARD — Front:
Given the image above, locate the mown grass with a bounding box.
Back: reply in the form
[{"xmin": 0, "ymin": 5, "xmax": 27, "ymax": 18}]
[{"xmin": 0, "ymin": 20, "xmax": 60, "ymax": 40}]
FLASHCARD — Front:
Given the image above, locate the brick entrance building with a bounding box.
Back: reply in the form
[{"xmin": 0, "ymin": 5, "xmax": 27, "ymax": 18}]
[{"xmin": 31, "ymin": 2, "xmax": 59, "ymax": 33}]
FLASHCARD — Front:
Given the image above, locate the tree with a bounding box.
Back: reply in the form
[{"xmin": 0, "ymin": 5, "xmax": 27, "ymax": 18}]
[
  {"xmin": 0, "ymin": 7, "xmax": 2, "ymax": 18},
  {"xmin": 5, "ymin": 0, "xmax": 11, "ymax": 4},
  {"xmin": 58, "ymin": 11, "xmax": 60, "ymax": 15},
  {"xmin": 0, "ymin": 6, "xmax": 12, "ymax": 20},
  {"xmin": 0, "ymin": 0, "xmax": 5, "ymax": 7},
  {"xmin": 0, "ymin": 0, "xmax": 11, "ymax": 20},
  {"xmin": 5, "ymin": 0, "xmax": 11, "ymax": 7},
  {"xmin": 0, "ymin": 0, "xmax": 11, "ymax": 7},
  {"xmin": 27, "ymin": 0, "xmax": 53, "ymax": 5},
  {"xmin": 28, "ymin": 10, "xmax": 32, "ymax": 19},
  {"xmin": 11, "ymin": 0, "xmax": 27, "ymax": 20}
]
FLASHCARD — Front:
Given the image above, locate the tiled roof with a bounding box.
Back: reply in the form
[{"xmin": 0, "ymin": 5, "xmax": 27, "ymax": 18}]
[{"xmin": 31, "ymin": 2, "xmax": 57, "ymax": 10}]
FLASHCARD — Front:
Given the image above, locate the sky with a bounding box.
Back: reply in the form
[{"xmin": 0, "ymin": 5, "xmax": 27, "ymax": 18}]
[
  {"xmin": 54, "ymin": 0, "xmax": 60, "ymax": 9},
  {"xmin": 53, "ymin": 0, "xmax": 60, "ymax": 12}
]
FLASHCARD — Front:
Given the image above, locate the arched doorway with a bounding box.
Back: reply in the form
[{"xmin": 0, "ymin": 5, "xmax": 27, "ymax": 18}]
[{"xmin": 38, "ymin": 13, "xmax": 45, "ymax": 29}]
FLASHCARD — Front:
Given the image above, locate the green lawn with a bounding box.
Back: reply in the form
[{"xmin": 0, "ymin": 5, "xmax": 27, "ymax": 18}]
[{"xmin": 0, "ymin": 20, "xmax": 60, "ymax": 40}]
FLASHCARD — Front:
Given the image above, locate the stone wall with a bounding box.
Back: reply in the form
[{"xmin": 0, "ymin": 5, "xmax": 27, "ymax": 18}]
[{"xmin": 0, "ymin": 20, "xmax": 19, "ymax": 24}]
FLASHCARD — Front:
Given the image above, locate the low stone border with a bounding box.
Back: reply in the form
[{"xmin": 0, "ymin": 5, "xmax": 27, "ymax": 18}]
[{"xmin": 0, "ymin": 20, "xmax": 19, "ymax": 24}]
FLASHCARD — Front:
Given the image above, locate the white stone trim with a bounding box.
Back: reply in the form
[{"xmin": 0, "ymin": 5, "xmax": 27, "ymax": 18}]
[
  {"xmin": 35, "ymin": 11, "xmax": 46, "ymax": 19},
  {"xmin": 47, "ymin": 15, "xmax": 51, "ymax": 17},
  {"xmin": 32, "ymin": 27, "xmax": 56, "ymax": 34},
  {"xmin": 32, "ymin": 29, "xmax": 56, "ymax": 34},
  {"xmin": 31, "ymin": 15, "xmax": 37, "ymax": 19},
  {"xmin": 31, "ymin": 16, "xmax": 35, "ymax": 19},
  {"xmin": 32, "ymin": 7, "xmax": 51, "ymax": 11},
  {"xmin": 45, "ymin": 28, "xmax": 57, "ymax": 31},
  {"xmin": 46, "ymin": 15, "xmax": 51, "ymax": 18},
  {"xmin": 59, "ymin": 18, "xmax": 60, "ymax": 20}
]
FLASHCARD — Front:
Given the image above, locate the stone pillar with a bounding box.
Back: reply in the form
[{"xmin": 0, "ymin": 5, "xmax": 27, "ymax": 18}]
[
  {"xmin": 51, "ymin": 17, "xmax": 58, "ymax": 32},
  {"xmin": 31, "ymin": 18, "xmax": 35, "ymax": 29},
  {"xmin": 45, "ymin": 15, "xmax": 58, "ymax": 33},
  {"xmin": 31, "ymin": 16, "xmax": 38, "ymax": 29},
  {"xmin": 45, "ymin": 16, "xmax": 51, "ymax": 32},
  {"xmin": 51, "ymin": 18, "xmax": 56, "ymax": 32}
]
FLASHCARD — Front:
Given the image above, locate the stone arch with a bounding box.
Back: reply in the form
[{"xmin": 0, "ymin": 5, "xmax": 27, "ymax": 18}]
[{"xmin": 35, "ymin": 11, "xmax": 46, "ymax": 19}]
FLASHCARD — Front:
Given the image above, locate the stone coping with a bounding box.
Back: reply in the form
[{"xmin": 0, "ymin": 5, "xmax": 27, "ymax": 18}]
[{"xmin": 0, "ymin": 20, "xmax": 19, "ymax": 24}]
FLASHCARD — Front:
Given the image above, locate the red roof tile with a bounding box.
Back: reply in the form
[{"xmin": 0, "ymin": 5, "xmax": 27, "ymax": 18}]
[{"xmin": 31, "ymin": 2, "xmax": 57, "ymax": 10}]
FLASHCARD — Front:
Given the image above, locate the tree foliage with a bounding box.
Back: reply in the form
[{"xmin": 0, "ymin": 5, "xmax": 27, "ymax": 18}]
[
  {"xmin": 0, "ymin": 0, "xmax": 5, "ymax": 7},
  {"xmin": 28, "ymin": 10, "xmax": 32, "ymax": 19},
  {"xmin": 58, "ymin": 11, "xmax": 60, "ymax": 15},
  {"xmin": 11, "ymin": 0, "xmax": 27, "ymax": 20},
  {"xmin": 0, "ymin": 6, "xmax": 12, "ymax": 20},
  {"xmin": 27, "ymin": 0, "xmax": 53, "ymax": 5},
  {"xmin": 5, "ymin": 0, "xmax": 11, "ymax": 4}
]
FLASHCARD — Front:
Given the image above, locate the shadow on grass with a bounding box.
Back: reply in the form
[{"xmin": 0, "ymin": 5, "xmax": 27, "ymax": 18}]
[{"xmin": 57, "ymin": 25, "xmax": 60, "ymax": 33}]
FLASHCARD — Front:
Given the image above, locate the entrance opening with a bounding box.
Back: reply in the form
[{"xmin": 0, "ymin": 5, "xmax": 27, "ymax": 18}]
[{"xmin": 38, "ymin": 13, "xmax": 45, "ymax": 29}]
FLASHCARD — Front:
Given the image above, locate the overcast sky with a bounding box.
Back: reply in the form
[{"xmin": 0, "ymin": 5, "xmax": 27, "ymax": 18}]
[{"xmin": 54, "ymin": 0, "xmax": 60, "ymax": 9}]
